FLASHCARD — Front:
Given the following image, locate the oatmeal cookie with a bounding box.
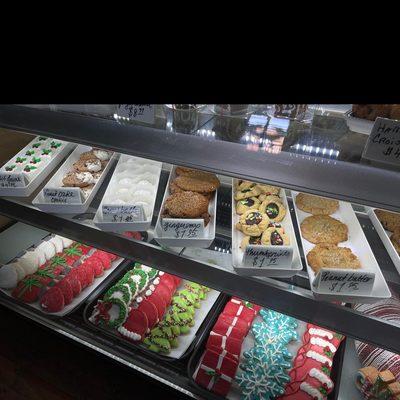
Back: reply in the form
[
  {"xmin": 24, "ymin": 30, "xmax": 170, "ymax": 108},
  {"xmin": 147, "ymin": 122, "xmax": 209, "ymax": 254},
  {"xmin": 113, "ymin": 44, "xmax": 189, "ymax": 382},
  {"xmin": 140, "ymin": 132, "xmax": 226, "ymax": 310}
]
[
  {"xmin": 236, "ymin": 197, "xmax": 260, "ymax": 215},
  {"xmin": 261, "ymin": 226, "xmax": 290, "ymax": 246},
  {"xmin": 301, "ymin": 215, "xmax": 348, "ymax": 244},
  {"xmin": 295, "ymin": 193, "xmax": 339, "ymax": 215},
  {"xmin": 390, "ymin": 229, "xmax": 400, "ymax": 255},
  {"xmin": 375, "ymin": 209, "xmax": 400, "ymax": 232},
  {"xmin": 163, "ymin": 191, "xmax": 210, "ymax": 225},
  {"xmin": 236, "ymin": 209, "xmax": 269, "ymax": 236},
  {"xmin": 73, "ymin": 158, "xmax": 102, "ymax": 173},
  {"xmin": 259, "ymin": 197, "xmax": 286, "ymax": 222},
  {"xmin": 234, "ymin": 186, "xmax": 262, "ymax": 200},
  {"xmin": 62, "ymin": 171, "xmax": 95, "ymax": 188},
  {"xmin": 240, "ymin": 235, "xmax": 262, "ymax": 249},
  {"xmin": 173, "ymin": 174, "xmax": 220, "ymax": 194},
  {"xmin": 307, "ymin": 244, "xmax": 361, "ymax": 274},
  {"xmin": 255, "ymin": 184, "xmax": 281, "ymax": 195}
]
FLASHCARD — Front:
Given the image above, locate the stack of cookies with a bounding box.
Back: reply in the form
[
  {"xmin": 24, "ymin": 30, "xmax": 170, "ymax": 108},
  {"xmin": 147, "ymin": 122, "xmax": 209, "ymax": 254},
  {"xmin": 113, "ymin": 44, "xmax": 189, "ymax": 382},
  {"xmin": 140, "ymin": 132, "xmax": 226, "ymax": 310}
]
[
  {"xmin": 374, "ymin": 209, "xmax": 400, "ymax": 255},
  {"xmin": 62, "ymin": 148, "xmax": 113, "ymax": 199},
  {"xmin": 162, "ymin": 167, "xmax": 220, "ymax": 226},
  {"xmin": 295, "ymin": 193, "xmax": 361, "ymax": 274},
  {"xmin": 234, "ymin": 180, "xmax": 290, "ymax": 249}
]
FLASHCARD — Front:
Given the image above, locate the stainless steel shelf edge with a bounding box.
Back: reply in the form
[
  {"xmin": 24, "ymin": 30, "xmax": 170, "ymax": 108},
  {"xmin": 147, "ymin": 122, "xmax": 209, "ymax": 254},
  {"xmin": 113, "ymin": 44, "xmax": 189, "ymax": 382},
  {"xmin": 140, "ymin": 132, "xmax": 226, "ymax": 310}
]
[
  {"xmin": 0, "ymin": 299, "xmax": 199, "ymax": 399},
  {"xmin": 1, "ymin": 105, "xmax": 400, "ymax": 212},
  {"xmin": 1, "ymin": 198, "xmax": 400, "ymax": 354}
]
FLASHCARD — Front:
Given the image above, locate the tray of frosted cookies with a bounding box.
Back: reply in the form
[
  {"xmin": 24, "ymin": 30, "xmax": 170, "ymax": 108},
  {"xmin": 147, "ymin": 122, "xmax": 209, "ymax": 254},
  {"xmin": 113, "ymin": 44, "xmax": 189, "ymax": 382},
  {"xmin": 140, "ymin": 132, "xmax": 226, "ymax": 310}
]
[
  {"xmin": 93, "ymin": 154, "xmax": 162, "ymax": 232},
  {"xmin": 33, "ymin": 145, "xmax": 115, "ymax": 214},
  {"xmin": 0, "ymin": 135, "xmax": 74, "ymax": 197},
  {"xmin": 231, "ymin": 179, "xmax": 302, "ymax": 277},
  {"xmin": 291, "ymin": 191, "xmax": 390, "ymax": 303},
  {"xmin": 154, "ymin": 166, "xmax": 219, "ymax": 248},
  {"xmin": 367, "ymin": 208, "xmax": 400, "ymax": 276}
]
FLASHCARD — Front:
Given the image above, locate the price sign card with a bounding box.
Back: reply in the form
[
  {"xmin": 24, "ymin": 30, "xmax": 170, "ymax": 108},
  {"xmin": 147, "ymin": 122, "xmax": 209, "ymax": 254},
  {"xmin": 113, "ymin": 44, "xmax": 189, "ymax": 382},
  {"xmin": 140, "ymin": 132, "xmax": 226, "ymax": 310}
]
[
  {"xmin": 0, "ymin": 173, "xmax": 26, "ymax": 188},
  {"xmin": 116, "ymin": 104, "xmax": 155, "ymax": 124},
  {"xmin": 313, "ymin": 269, "xmax": 375, "ymax": 295},
  {"xmin": 243, "ymin": 245, "xmax": 293, "ymax": 269},
  {"xmin": 362, "ymin": 117, "xmax": 400, "ymax": 166},
  {"xmin": 43, "ymin": 187, "xmax": 82, "ymax": 204},
  {"xmin": 102, "ymin": 204, "xmax": 145, "ymax": 223},
  {"xmin": 161, "ymin": 218, "xmax": 204, "ymax": 239}
]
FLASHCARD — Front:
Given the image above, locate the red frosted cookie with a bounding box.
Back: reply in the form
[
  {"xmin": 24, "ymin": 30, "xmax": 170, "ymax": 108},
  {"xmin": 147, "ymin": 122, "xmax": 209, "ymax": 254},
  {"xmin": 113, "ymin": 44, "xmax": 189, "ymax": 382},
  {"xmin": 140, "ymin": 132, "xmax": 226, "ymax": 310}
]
[
  {"xmin": 84, "ymin": 257, "xmax": 104, "ymax": 278},
  {"xmin": 12, "ymin": 276, "xmax": 44, "ymax": 303},
  {"xmin": 155, "ymin": 282, "xmax": 174, "ymax": 304},
  {"xmin": 65, "ymin": 271, "xmax": 82, "ymax": 297},
  {"xmin": 159, "ymin": 274, "xmax": 177, "ymax": 294},
  {"xmin": 137, "ymin": 298, "xmax": 159, "ymax": 329},
  {"xmin": 81, "ymin": 262, "xmax": 95, "ymax": 286},
  {"xmin": 212, "ymin": 314, "xmax": 248, "ymax": 341},
  {"xmin": 118, "ymin": 309, "xmax": 148, "ymax": 342},
  {"xmin": 91, "ymin": 250, "xmax": 112, "ymax": 270},
  {"xmin": 74, "ymin": 265, "xmax": 89, "ymax": 289},
  {"xmin": 146, "ymin": 291, "xmax": 166, "ymax": 320},
  {"xmin": 40, "ymin": 287, "xmax": 65, "ymax": 312},
  {"xmin": 306, "ymin": 324, "xmax": 344, "ymax": 351},
  {"xmin": 56, "ymin": 279, "xmax": 73, "ymax": 305},
  {"xmin": 223, "ymin": 298, "xmax": 259, "ymax": 326},
  {"xmin": 206, "ymin": 332, "xmax": 243, "ymax": 359}
]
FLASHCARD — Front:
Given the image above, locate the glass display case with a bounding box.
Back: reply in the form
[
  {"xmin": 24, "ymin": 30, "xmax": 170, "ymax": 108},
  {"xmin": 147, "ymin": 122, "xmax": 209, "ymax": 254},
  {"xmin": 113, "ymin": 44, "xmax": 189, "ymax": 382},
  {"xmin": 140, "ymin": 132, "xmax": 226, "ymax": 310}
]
[{"xmin": 0, "ymin": 104, "xmax": 399, "ymax": 400}]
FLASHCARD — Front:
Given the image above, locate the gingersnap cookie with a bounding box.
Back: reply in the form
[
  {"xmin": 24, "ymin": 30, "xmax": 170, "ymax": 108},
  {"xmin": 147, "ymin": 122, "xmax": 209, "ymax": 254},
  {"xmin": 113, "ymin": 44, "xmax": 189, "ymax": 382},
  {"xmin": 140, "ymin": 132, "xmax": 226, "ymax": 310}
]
[
  {"xmin": 173, "ymin": 174, "xmax": 220, "ymax": 194},
  {"xmin": 255, "ymin": 184, "xmax": 281, "ymax": 195},
  {"xmin": 73, "ymin": 158, "xmax": 102, "ymax": 173},
  {"xmin": 234, "ymin": 186, "xmax": 262, "ymax": 200},
  {"xmin": 295, "ymin": 193, "xmax": 339, "ymax": 215},
  {"xmin": 307, "ymin": 243, "xmax": 361, "ymax": 274},
  {"xmin": 301, "ymin": 215, "xmax": 348, "ymax": 244},
  {"xmin": 163, "ymin": 191, "xmax": 210, "ymax": 226},
  {"xmin": 175, "ymin": 167, "xmax": 216, "ymax": 180},
  {"xmin": 62, "ymin": 171, "xmax": 95, "ymax": 188},
  {"xmin": 375, "ymin": 209, "xmax": 400, "ymax": 232},
  {"xmin": 390, "ymin": 229, "xmax": 400, "ymax": 255},
  {"xmin": 261, "ymin": 227, "xmax": 290, "ymax": 246},
  {"xmin": 236, "ymin": 209, "xmax": 269, "ymax": 236},
  {"xmin": 236, "ymin": 197, "xmax": 260, "ymax": 215},
  {"xmin": 259, "ymin": 197, "xmax": 286, "ymax": 222},
  {"xmin": 240, "ymin": 235, "xmax": 262, "ymax": 249}
]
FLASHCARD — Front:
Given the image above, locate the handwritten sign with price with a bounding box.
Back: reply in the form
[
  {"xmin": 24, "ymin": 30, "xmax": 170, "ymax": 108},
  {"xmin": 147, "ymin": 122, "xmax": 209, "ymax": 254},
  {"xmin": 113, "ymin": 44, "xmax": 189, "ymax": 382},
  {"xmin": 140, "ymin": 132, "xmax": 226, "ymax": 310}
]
[
  {"xmin": 314, "ymin": 269, "xmax": 375, "ymax": 295},
  {"xmin": 116, "ymin": 104, "xmax": 155, "ymax": 124},
  {"xmin": 0, "ymin": 173, "xmax": 26, "ymax": 188},
  {"xmin": 363, "ymin": 117, "xmax": 400, "ymax": 167},
  {"xmin": 102, "ymin": 204, "xmax": 145, "ymax": 223},
  {"xmin": 243, "ymin": 246, "xmax": 293, "ymax": 268},
  {"xmin": 162, "ymin": 218, "xmax": 204, "ymax": 239},
  {"xmin": 43, "ymin": 187, "xmax": 82, "ymax": 204}
]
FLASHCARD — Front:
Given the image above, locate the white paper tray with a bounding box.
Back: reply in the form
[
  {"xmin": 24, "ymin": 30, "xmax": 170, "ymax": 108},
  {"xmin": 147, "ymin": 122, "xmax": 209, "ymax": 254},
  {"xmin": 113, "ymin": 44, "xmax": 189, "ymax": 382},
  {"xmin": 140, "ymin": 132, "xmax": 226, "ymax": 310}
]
[
  {"xmin": 32, "ymin": 145, "xmax": 116, "ymax": 214},
  {"xmin": 367, "ymin": 207, "xmax": 400, "ymax": 276},
  {"xmin": 344, "ymin": 110, "xmax": 374, "ymax": 135},
  {"xmin": 291, "ymin": 191, "xmax": 390, "ymax": 303},
  {"xmin": 153, "ymin": 166, "xmax": 217, "ymax": 248},
  {"xmin": 93, "ymin": 155, "xmax": 162, "ymax": 232},
  {"xmin": 232, "ymin": 180, "xmax": 302, "ymax": 277},
  {"xmin": 0, "ymin": 233, "xmax": 126, "ymax": 317},
  {"xmin": 0, "ymin": 137, "xmax": 74, "ymax": 197}
]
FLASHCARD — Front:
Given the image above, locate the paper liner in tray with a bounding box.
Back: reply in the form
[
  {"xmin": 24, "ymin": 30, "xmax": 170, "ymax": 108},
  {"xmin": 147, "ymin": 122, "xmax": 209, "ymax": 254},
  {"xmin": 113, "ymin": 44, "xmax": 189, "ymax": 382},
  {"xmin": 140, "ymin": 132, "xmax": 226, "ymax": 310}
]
[
  {"xmin": 231, "ymin": 179, "xmax": 302, "ymax": 277},
  {"xmin": 187, "ymin": 298, "xmax": 346, "ymax": 400},
  {"xmin": 32, "ymin": 144, "xmax": 117, "ymax": 214},
  {"xmin": 153, "ymin": 166, "xmax": 218, "ymax": 248},
  {"xmin": 367, "ymin": 207, "xmax": 400, "ymax": 276},
  {"xmin": 83, "ymin": 263, "xmax": 226, "ymax": 361},
  {"xmin": 291, "ymin": 191, "xmax": 390, "ymax": 303},
  {"xmin": 0, "ymin": 233, "xmax": 128, "ymax": 317},
  {"xmin": 93, "ymin": 154, "xmax": 162, "ymax": 232},
  {"xmin": 0, "ymin": 136, "xmax": 74, "ymax": 197}
]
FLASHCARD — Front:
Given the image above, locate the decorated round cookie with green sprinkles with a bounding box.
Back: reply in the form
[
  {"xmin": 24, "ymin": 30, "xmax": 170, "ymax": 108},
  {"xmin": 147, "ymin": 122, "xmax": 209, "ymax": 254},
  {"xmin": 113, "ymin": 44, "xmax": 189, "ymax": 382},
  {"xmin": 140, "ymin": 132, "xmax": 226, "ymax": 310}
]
[
  {"xmin": 120, "ymin": 276, "xmax": 138, "ymax": 298},
  {"xmin": 106, "ymin": 298, "xmax": 129, "ymax": 328},
  {"xmin": 129, "ymin": 269, "xmax": 149, "ymax": 291},
  {"xmin": 137, "ymin": 264, "xmax": 158, "ymax": 280},
  {"xmin": 104, "ymin": 284, "xmax": 131, "ymax": 305}
]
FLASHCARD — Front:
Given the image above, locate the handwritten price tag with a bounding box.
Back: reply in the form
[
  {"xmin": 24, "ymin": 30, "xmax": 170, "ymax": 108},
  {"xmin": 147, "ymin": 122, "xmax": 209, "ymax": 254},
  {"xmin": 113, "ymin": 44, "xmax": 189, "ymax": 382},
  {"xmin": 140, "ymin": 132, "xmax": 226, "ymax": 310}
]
[
  {"xmin": 161, "ymin": 218, "xmax": 204, "ymax": 239},
  {"xmin": 102, "ymin": 204, "xmax": 145, "ymax": 223},
  {"xmin": 43, "ymin": 187, "xmax": 82, "ymax": 204},
  {"xmin": 0, "ymin": 173, "xmax": 26, "ymax": 188},
  {"xmin": 314, "ymin": 269, "xmax": 375, "ymax": 295},
  {"xmin": 116, "ymin": 104, "xmax": 155, "ymax": 124},
  {"xmin": 363, "ymin": 117, "xmax": 400, "ymax": 166},
  {"xmin": 243, "ymin": 245, "xmax": 293, "ymax": 268}
]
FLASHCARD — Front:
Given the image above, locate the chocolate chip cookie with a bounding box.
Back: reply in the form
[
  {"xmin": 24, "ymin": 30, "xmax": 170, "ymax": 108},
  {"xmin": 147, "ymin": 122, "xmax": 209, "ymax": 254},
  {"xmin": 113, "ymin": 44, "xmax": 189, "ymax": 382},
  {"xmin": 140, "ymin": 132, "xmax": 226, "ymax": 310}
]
[
  {"xmin": 307, "ymin": 244, "xmax": 361, "ymax": 274},
  {"xmin": 375, "ymin": 209, "xmax": 400, "ymax": 232},
  {"xmin": 296, "ymin": 193, "xmax": 339, "ymax": 215},
  {"xmin": 236, "ymin": 197, "xmax": 261, "ymax": 215},
  {"xmin": 301, "ymin": 215, "xmax": 348, "ymax": 244},
  {"xmin": 236, "ymin": 209, "xmax": 269, "ymax": 236}
]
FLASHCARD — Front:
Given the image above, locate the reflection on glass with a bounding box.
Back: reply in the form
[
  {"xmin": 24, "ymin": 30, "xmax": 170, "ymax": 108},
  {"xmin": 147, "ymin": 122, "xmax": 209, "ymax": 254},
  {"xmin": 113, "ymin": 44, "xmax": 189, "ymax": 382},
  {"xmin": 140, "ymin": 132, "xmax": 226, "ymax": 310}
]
[
  {"xmin": 266, "ymin": 104, "xmax": 314, "ymax": 123},
  {"xmin": 170, "ymin": 104, "xmax": 200, "ymax": 134}
]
